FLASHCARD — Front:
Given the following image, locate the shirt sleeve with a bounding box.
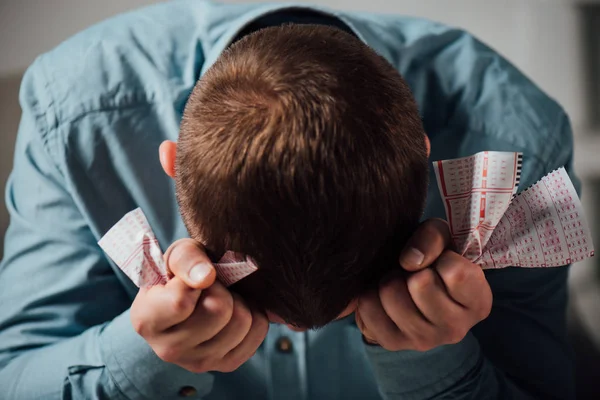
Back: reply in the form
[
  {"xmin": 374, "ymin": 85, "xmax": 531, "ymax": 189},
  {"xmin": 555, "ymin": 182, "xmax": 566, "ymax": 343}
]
[
  {"xmin": 364, "ymin": 114, "xmax": 577, "ymax": 399},
  {"xmin": 0, "ymin": 59, "xmax": 214, "ymax": 400}
]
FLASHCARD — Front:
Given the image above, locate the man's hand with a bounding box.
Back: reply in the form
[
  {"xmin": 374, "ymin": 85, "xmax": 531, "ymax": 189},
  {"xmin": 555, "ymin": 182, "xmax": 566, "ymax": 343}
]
[
  {"xmin": 130, "ymin": 239, "xmax": 269, "ymax": 373},
  {"xmin": 355, "ymin": 219, "xmax": 492, "ymax": 351}
]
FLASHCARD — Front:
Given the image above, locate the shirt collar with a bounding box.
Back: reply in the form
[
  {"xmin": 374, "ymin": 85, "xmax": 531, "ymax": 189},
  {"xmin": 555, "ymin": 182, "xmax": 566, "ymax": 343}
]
[{"xmin": 199, "ymin": 3, "xmax": 390, "ymax": 78}]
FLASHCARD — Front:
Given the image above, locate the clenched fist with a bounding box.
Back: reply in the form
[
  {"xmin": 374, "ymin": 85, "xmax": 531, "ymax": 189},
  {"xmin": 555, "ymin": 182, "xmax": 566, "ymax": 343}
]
[
  {"xmin": 355, "ymin": 219, "xmax": 492, "ymax": 352},
  {"xmin": 130, "ymin": 239, "xmax": 269, "ymax": 373}
]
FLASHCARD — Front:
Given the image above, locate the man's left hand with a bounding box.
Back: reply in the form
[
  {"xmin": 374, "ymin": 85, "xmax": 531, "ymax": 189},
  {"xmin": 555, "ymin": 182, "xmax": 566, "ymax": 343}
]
[{"xmin": 355, "ymin": 219, "xmax": 492, "ymax": 351}]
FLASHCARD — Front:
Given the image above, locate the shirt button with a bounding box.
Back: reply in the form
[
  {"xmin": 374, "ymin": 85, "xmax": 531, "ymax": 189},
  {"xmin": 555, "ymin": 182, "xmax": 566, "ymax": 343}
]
[
  {"xmin": 276, "ymin": 336, "xmax": 293, "ymax": 353},
  {"xmin": 178, "ymin": 386, "xmax": 197, "ymax": 397}
]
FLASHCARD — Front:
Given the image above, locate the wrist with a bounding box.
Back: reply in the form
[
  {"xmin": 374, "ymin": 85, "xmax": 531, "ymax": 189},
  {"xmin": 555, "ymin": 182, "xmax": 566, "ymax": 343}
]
[{"xmin": 100, "ymin": 310, "xmax": 215, "ymax": 399}]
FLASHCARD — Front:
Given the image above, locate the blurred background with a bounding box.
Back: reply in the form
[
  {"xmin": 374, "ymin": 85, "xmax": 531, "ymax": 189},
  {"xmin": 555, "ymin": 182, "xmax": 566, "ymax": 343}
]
[{"xmin": 0, "ymin": 0, "xmax": 599, "ymax": 397}]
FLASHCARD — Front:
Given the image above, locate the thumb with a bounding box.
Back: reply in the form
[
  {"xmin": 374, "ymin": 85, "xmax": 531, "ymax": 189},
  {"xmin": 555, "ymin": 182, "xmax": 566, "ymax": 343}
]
[
  {"xmin": 164, "ymin": 238, "xmax": 217, "ymax": 289},
  {"xmin": 399, "ymin": 219, "xmax": 452, "ymax": 271}
]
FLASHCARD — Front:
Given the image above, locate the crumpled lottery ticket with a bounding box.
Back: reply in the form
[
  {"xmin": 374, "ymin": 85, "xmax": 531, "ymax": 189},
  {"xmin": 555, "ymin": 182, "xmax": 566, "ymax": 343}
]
[
  {"xmin": 98, "ymin": 209, "xmax": 257, "ymax": 287},
  {"xmin": 434, "ymin": 151, "xmax": 594, "ymax": 268}
]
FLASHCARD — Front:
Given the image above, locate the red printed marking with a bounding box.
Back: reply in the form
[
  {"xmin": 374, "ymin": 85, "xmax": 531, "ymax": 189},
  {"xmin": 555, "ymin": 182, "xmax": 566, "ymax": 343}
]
[
  {"xmin": 442, "ymin": 188, "xmax": 515, "ymax": 199},
  {"xmin": 480, "ymin": 194, "xmax": 486, "ymax": 221},
  {"xmin": 438, "ymin": 161, "xmax": 448, "ymax": 196},
  {"xmin": 482, "ymin": 152, "xmax": 488, "ymax": 189},
  {"xmin": 120, "ymin": 238, "xmax": 159, "ymax": 272},
  {"xmin": 453, "ymin": 223, "xmax": 497, "ymax": 235},
  {"xmin": 445, "ymin": 199, "xmax": 455, "ymax": 235}
]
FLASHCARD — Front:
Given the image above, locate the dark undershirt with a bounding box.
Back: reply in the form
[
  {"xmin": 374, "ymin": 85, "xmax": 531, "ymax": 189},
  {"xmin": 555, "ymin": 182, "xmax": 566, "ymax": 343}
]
[{"xmin": 231, "ymin": 9, "xmax": 358, "ymax": 45}]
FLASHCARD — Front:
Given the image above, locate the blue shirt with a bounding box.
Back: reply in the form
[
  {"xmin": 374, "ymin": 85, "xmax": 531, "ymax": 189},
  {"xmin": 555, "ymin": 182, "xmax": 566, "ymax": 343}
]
[{"xmin": 0, "ymin": 1, "xmax": 579, "ymax": 399}]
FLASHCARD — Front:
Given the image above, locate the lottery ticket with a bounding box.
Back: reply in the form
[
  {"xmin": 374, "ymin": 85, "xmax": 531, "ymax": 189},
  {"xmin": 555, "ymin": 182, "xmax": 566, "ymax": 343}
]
[
  {"xmin": 98, "ymin": 208, "xmax": 257, "ymax": 287},
  {"xmin": 434, "ymin": 151, "xmax": 594, "ymax": 268}
]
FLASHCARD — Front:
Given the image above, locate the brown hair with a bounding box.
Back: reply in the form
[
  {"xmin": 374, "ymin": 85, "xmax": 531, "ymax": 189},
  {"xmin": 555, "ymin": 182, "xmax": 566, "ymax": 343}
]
[{"xmin": 176, "ymin": 24, "xmax": 428, "ymax": 329}]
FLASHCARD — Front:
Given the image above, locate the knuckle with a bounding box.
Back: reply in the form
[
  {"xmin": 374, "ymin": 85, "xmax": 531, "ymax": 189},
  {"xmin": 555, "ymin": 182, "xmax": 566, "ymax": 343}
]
[
  {"xmin": 130, "ymin": 317, "xmax": 148, "ymax": 336},
  {"xmin": 256, "ymin": 313, "xmax": 270, "ymax": 337},
  {"xmin": 379, "ymin": 342, "xmax": 397, "ymax": 352},
  {"xmin": 477, "ymin": 299, "xmax": 493, "ymax": 321},
  {"xmin": 421, "ymin": 218, "xmax": 450, "ymax": 240},
  {"xmin": 188, "ymin": 359, "xmax": 211, "ymax": 374},
  {"xmin": 440, "ymin": 254, "xmax": 474, "ymax": 286},
  {"xmin": 356, "ymin": 291, "xmax": 380, "ymax": 316},
  {"xmin": 438, "ymin": 249, "xmax": 456, "ymax": 264},
  {"xmin": 202, "ymin": 294, "xmax": 234, "ymax": 323},
  {"xmin": 155, "ymin": 345, "xmax": 183, "ymax": 363},
  {"xmin": 354, "ymin": 313, "xmax": 366, "ymax": 333},
  {"xmin": 167, "ymin": 239, "xmax": 206, "ymax": 274},
  {"xmin": 231, "ymin": 304, "xmax": 253, "ymax": 332},
  {"xmin": 171, "ymin": 239, "xmax": 201, "ymax": 257},
  {"xmin": 130, "ymin": 309, "xmax": 155, "ymax": 338},
  {"xmin": 413, "ymin": 338, "xmax": 435, "ymax": 352},
  {"xmin": 219, "ymin": 359, "xmax": 244, "ymax": 373},
  {"xmin": 421, "ymin": 220, "xmax": 442, "ymax": 236},
  {"xmin": 169, "ymin": 292, "xmax": 194, "ymax": 315},
  {"xmin": 435, "ymin": 315, "xmax": 470, "ymax": 345},
  {"xmin": 130, "ymin": 298, "xmax": 150, "ymax": 335},
  {"xmin": 380, "ymin": 337, "xmax": 403, "ymax": 352},
  {"xmin": 412, "ymin": 340, "xmax": 428, "ymax": 352},
  {"xmin": 379, "ymin": 276, "xmax": 403, "ymax": 296},
  {"xmin": 374, "ymin": 334, "xmax": 390, "ymax": 349},
  {"xmin": 446, "ymin": 267, "xmax": 468, "ymax": 287},
  {"xmin": 408, "ymin": 269, "xmax": 435, "ymax": 292},
  {"xmin": 446, "ymin": 326, "xmax": 468, "ymax": 344}
]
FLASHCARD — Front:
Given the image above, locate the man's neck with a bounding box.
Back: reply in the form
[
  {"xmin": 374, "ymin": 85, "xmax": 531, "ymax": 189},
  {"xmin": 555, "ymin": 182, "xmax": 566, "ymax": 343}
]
[{"xmin": 230, "ymin": 9, "xmax": 357, "ymax": 46}]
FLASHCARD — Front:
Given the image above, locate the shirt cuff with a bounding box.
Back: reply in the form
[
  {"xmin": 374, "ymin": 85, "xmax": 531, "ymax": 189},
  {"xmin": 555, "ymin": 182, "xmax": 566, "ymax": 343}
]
[
  {"xmin": 364, "ymin": 332, "xmax": 481, "ymax": 399},
  {"xmin": 99, "ymin": 310, "xmax": 215, "ymax": 399}
]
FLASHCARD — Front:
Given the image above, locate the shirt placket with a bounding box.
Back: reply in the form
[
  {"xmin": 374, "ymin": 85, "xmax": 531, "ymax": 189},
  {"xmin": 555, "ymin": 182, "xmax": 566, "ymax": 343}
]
[{"xmin": 265, "ymin": 324, "xmax": 307, "ymax": 400}]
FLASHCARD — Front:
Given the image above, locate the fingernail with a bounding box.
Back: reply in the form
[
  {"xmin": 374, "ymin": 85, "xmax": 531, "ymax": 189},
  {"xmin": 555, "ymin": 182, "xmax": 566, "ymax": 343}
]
[
  {"xmin": 400, "ymin": 247, "xmax": 424, "ymax": 266},
  {"xmin": 189, "ymin": 263, "xmax": 211, "ymax": 283}
]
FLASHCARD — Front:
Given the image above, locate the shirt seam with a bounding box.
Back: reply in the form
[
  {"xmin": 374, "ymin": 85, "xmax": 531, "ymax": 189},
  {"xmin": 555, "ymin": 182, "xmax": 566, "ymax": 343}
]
[
  {"xmin": 37, "ymin": 54, "xmax": 157, "ymax": 154},
  {"xmin": 57, "ymin": 100, "xmax": 157, "ymax": 129},
  {"xmin": 27, "ymin": 56, "xmax": 58, "ymax": 164}
]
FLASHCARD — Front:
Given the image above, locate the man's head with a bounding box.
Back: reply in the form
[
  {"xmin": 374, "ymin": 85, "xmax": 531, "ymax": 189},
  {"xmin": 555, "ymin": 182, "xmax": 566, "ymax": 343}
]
[{"xmin": 166, "ymin": 24, "xmax": 429, "ymax": 329}]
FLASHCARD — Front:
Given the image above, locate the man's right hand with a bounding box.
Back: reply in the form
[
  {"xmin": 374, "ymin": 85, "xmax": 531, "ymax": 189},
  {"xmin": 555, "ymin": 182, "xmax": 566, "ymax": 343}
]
[{"xmin": 130, "ymin": 239, "xmax": 269, "ymax": 373}]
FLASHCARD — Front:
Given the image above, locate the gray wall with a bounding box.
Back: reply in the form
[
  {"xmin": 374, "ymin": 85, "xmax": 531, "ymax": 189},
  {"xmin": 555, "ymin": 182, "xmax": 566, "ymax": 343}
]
[
  {"xmin": 0, "ymin": 73, "xmax": 20, "ymax": 257},
  {"xmin": 0, "ymin": 0, "xmax": 588, "ymax": 124}
]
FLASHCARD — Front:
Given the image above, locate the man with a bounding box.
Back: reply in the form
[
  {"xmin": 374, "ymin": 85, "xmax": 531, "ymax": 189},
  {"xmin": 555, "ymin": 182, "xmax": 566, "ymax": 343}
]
[{"xmin": 0, "ymin": 1, "xmax": 577, "ymax": 399}]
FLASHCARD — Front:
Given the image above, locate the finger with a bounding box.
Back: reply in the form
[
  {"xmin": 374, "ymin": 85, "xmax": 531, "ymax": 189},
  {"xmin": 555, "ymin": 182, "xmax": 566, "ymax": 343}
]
[
  {"xmin": 436, "ymin": 251, "xmax": 492, "ymax": 320},
  {"xmin": 378, "ymin": 273, "xmax": 433, "ymax": 336},
  {"xmin": 165, "ymin": 238, "xmax": 216, "ymax": 289},
  {"xmin": 220, "ymin": 307, "xmax": 270, "ymax": 372},
  {"xmin": 195, "ymin": 293, "xmax": 253, "ymax": 356},
  {"xmin": 399, "ymin": 219, "xmax": 452, "ymax": 271},
  {"xmin": 357, "ymin": 288, "xmax": 407, "ymax": 350},
  {"xmin": 169, "ymin": 282, "xmax": 234, "ymax": 344},
  {"xmin": 354, "ymin": 308, "xmax": 377, "ymax": 344},
  {"xmin": 406, "ymin": 267, "xmax": 464, "ymax": 328},
  {"xmin": 131, "ymin": 276, "xmax": 203, "ymax": 334}
]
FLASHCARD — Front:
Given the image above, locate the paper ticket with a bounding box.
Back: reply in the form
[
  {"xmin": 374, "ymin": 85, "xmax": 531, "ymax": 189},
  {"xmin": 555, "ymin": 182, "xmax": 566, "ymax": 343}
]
[
  {"xmin": 98, "ymin": 208, "xmax": 257, "ymax": 287},
  {"xmin": 434, "ymin": 151, "xmax": 594, "ymax": 268}
]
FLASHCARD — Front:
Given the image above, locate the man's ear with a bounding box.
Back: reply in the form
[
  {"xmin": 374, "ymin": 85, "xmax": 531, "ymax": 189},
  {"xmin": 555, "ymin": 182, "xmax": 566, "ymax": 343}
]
[
  {"xmin": 159, "ymin": 140, "xmax": 177, "ymax": 178},
  {"xmin": 424, "ymin": 135, "xmax": 431, "ymax": 157}
]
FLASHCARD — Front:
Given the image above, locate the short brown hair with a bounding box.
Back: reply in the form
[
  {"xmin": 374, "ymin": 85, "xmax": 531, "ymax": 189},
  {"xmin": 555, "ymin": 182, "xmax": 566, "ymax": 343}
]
[{"xmin": 176, "ymin": 24, "xmax": 428, "ymax": 328}]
